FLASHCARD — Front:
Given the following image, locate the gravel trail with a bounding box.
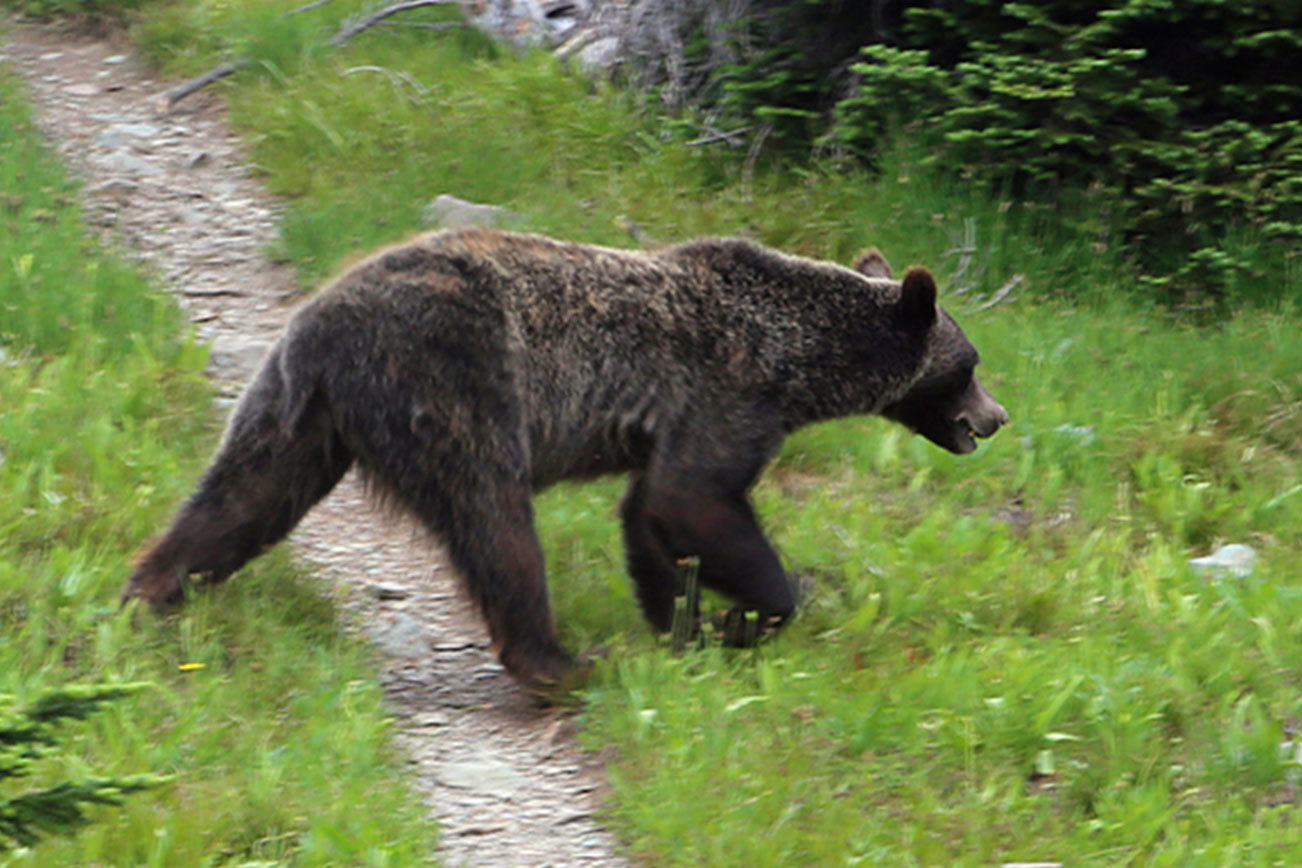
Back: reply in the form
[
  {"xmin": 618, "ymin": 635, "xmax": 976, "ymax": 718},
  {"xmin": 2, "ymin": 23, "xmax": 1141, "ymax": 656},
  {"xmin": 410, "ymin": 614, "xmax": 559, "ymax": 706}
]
[{"xmin": 2, "ymin": 23, "xmax": 630, "ymax": 868}]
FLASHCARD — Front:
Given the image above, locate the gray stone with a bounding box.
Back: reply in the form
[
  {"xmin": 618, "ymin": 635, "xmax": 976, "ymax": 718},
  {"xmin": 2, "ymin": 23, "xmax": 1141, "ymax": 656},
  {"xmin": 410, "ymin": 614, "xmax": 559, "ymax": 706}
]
[
  {"xmin": 62, "ymin": 83, "xmax": 98, "ymax": 97},
  {"xmin": 368, "ymin": 613, "xmax": 430, "ymax": 658},
  {"xmin": 96, "ymin": 122, "xmax": 162, "ymax": 149},
  {"xmin": 365, "ymin": 581, "xmax": 412, "ymax": 601},
  {"xmin": 415, "ymin": 711, "xmax": 451, "ymax": 727},
  {"xmin": 436, "ymin": 753, "xmax": 530, "ymax": 796},
  {"xmin": 1053, "ymin": 423, "xmax": 1097, "ymax": 445},
  {"xmin": 103, "ymin": 150, "xmax": 163, "ymax": 176},
  {"xmin": 575, "ymin": 36, "xmax": 619, "ymax": 74},
  {"xmin": 420, "ymin": 193, "xmax": 520, "ymax": 230},
  {"xmin": 85, "ymin": 178, "xmax": 139, "ymax": 198},
  {"xmin": 205, "ymin": 336, "xmax": 271, "ymax": 379},
  {"xmin": 103, "ymin": 54, "xmax": 128, "ymax": 65}
]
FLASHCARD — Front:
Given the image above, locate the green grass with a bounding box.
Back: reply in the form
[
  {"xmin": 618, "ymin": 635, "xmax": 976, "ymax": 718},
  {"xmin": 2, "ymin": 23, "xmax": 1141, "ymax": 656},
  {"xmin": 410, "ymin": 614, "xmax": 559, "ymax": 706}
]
[
  {"xmin": 0, "ymin": 66, "xmax": 436, "ymax": 865},
  {"xmin": 12, "ymin": 2, "xmax": 1302, "ymax": 864}
]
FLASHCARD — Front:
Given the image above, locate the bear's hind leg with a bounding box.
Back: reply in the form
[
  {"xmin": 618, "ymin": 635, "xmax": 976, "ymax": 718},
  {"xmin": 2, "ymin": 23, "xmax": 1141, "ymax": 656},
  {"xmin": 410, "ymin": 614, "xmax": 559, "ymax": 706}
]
[{"xmin": 124, "ymin": 383, "xmax": 353, "ymax": 607}]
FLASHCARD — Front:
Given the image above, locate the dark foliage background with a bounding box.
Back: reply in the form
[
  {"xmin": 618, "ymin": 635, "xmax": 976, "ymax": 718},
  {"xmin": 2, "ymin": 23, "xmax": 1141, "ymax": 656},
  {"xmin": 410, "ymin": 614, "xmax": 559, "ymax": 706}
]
[{"xmin": 618, "ymin": 0, "xmax": 1302, "ymax": 308}]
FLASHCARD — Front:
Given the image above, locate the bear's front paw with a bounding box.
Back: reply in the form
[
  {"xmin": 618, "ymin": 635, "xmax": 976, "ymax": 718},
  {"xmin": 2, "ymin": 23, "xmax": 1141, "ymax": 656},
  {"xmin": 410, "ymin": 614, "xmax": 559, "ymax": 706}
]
[
  {"xmin": 713, "ymin": 606, "xmax": 788, "ymax": 647},
  {"xmin": 121, "ymin": 565, "xmax": 188, "ymax": 611}
]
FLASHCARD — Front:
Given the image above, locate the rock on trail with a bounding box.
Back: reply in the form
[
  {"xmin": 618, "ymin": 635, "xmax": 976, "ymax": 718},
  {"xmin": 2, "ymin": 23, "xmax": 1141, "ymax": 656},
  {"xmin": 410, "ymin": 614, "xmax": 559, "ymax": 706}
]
[{"xmin": 2, "ymin": 23, "xmax": 630, "ymax": 868}]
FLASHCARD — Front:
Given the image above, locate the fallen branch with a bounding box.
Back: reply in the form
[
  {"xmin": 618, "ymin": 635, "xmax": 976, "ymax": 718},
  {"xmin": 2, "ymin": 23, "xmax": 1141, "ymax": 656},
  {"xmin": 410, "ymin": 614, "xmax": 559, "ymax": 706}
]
[
  {"xmin": 157, "ymin": 58, "xmax": 246, "ymax": 112},
  {"xmin": 331, "ymin": 0, "xmax": 463, "ymax": 47},
  {"xmin": 343, "ymin": 64, "xmax": 431, "ymax": 104},
  {"xmin": 615, "ymin": 214, "xmax": 654, "ymax": 246},
  {"xmin": 381, "ymin": 20, "xmax": 468, "ymax": 31},
  {"xmin": 182, "ymin": 287, "xmax": 248, "ymax": 298},
  {"xmin": 974, "ymin": 274, "xmax": 1023, "ymax": 312},
  {"xmin": 740, "ymin": 121, "xmax": 773, "ymax": 204},
  {"xmin": 684, "ymin": 126, "xmax": 750, "ymax": 147},
  {"xmin": 946, "ymin": 217, "xmax": 978, "ymax": 295},
  {"xmin": 554, "ymin": 28, "xmax": 600, "ymax": 61},
  {"xmin": 285, "ymin": 0, "xmax": 335, "ymax": 15}
]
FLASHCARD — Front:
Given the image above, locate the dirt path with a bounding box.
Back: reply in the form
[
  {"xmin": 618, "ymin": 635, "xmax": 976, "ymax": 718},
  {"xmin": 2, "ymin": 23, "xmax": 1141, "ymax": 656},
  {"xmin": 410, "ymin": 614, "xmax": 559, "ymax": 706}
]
[{"xmin": 2, "ymin": 23, "xmax": 630, "ymax": 868}]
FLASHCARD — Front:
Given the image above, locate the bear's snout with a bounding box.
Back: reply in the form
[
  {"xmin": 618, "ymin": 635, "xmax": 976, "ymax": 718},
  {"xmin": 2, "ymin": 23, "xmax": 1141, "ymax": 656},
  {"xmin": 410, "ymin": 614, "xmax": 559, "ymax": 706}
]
[{"xmin": 957, "ymin": 376, "xmax": 1008, "ymax": 440}]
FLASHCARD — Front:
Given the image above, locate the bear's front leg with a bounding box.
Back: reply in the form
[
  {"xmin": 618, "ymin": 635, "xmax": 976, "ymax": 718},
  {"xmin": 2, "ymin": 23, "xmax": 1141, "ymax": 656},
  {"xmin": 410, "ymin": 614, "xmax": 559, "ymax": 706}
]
[{"xmin": 623, "ymin": 456, "xmax": 796, "ymax": 647}]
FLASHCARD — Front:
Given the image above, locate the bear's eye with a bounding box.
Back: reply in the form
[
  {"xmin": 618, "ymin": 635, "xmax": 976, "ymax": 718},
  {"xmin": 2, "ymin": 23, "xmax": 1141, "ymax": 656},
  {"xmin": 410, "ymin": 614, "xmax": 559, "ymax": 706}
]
[{"xmin": 947, "ymin": 366, "xmax": 975, "ymax": 390}]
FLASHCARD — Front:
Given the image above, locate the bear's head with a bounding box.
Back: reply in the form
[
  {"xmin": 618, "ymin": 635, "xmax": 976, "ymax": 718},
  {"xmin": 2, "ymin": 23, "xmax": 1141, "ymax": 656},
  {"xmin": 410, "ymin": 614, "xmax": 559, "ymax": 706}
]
[{"xmin": 857, "ymin": 250, "xmax": 1008, "ymax": 454}]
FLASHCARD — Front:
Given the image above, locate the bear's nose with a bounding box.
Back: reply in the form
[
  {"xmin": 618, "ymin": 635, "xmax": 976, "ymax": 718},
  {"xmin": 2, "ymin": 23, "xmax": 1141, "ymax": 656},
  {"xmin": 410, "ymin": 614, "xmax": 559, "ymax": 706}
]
[{"xmin": 961, "ymin": 399, "xmax": 1008, "ymax": 439}]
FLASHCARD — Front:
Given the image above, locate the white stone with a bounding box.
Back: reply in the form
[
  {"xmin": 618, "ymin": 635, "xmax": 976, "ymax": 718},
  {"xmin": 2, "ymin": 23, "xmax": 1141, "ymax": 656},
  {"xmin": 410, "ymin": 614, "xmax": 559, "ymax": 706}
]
[{"xmin": 1189, "ymin": 543, "xmax": 1257, "ymax": 579}]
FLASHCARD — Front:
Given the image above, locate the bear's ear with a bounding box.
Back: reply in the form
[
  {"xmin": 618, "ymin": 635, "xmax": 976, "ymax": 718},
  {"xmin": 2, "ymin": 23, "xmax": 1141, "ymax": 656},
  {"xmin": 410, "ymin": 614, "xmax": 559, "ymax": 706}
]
[
  {"xmin": 853, "ymin": 247, "xmax": 893, "ymax": 279},
  {"xmin": 898, "ymin": 266, "xmax": 938, "ymax": 331}
]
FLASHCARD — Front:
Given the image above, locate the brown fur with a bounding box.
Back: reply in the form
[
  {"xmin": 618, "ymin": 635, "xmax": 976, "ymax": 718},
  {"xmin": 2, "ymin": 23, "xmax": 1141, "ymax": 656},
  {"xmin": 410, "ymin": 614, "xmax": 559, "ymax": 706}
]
[{"xmin": 123, "ymin": 228, "xmax": 1007, "ymax": 692}]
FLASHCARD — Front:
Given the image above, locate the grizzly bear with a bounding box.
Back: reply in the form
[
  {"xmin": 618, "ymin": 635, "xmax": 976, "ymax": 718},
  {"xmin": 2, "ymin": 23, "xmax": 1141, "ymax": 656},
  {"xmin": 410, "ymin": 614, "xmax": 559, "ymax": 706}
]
[{"xmin": 123, "ymin": 229, "xmax": 1007, "ymax": 693}]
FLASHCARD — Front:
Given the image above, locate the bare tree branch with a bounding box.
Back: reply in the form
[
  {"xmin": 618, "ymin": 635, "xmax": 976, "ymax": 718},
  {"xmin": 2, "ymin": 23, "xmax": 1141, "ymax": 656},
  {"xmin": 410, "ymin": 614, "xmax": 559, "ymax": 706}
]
[
  {"xmin": 974, "ymin": 274, "xmax": 1024, "ymax": 311},
  {"xmin": 384, "ymin": 20, "xmax": 468, "ymax": 32},
  {"xmin": 684, "ymin": 126, "xmax": 750, "ymax": 147},
  {"xmin": 154, "ymin": 0, "xmax": 466, "ymax": 109},
  {"xmin": 554, "ymin": 28, "xmax": 600, "ymax": 61},
  {"xmin": 343, "ymin": 64, "xmax": 431, "ymax": 105},
  {"xmin": 157, "ymin": 59, "xmax": 246, "ymax": 112},
  {"xmin": 947, "ymin": 217, "xmax": 979, "ymax": 295},
  {"xmin": 285, "ymin": 0, "xmax": 335, "ymax": 16},
  {"xmin": 741, "ymin": 121, "xmax": 773, "ymax": 204},
  {"xmin": 331, "ymin": 0, "xmax": 463, "ymax": 47}
]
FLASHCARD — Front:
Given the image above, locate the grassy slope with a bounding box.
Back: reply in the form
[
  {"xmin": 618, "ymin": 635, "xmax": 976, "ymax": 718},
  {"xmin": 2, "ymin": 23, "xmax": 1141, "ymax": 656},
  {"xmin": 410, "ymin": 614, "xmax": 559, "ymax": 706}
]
[
  {"xmin": 17, "ymin": 0, "xmax": 1302, "ymax": 864},
  {"xmin": 0, "ymin": 66, "xmax": 436, "ymax": 865}
]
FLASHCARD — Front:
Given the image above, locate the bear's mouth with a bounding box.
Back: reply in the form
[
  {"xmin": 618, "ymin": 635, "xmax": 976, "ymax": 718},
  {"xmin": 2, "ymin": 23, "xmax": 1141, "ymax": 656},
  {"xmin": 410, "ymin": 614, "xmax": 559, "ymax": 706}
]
[
  {"xmin": 882, "ymin": 392, "xmax": 1007, "ymax": 456},
  {"xmin": 950, "ymin": 406, "xmax": 1007, "ymax": 454},
  {"xmin": 951, "ymin": 424, "xmax": 979, "ymax": 455}
]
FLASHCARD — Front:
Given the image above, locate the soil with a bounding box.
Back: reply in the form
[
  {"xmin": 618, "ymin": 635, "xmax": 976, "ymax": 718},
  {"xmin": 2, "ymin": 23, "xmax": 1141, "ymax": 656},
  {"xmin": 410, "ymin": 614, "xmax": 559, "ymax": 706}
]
[{"xmin": 2, "ymin": 21, "xmax": 631, "ymax": 868}]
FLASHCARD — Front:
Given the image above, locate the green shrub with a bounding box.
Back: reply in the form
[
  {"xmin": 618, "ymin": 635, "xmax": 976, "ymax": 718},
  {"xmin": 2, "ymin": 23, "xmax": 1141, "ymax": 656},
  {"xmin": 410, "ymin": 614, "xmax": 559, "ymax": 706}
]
[
  {"xmin": 612, "ymin": 0, "xmax": 1300, "ymax": 307},
  {"xmin": 1, "ymin": 684, "xmax": 169, "ymax": 852},
  {"xmin": 833, "ymin": 0, "xmax": 1302, "ymax": 309},
  {"xmin": 0, "ymin": 0, "xmax": 142, "ymax": 19}
]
